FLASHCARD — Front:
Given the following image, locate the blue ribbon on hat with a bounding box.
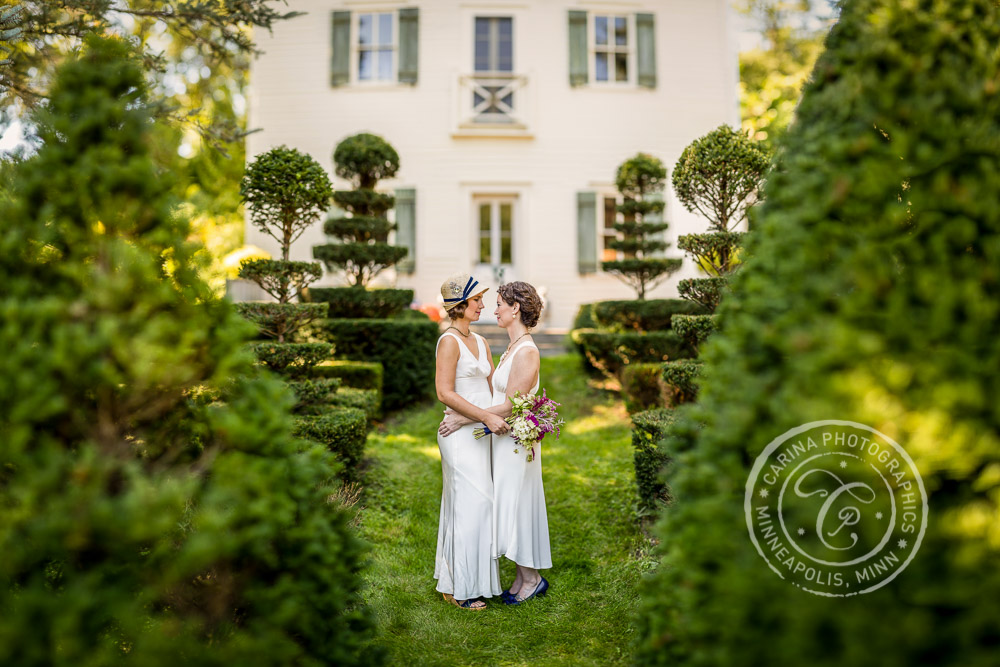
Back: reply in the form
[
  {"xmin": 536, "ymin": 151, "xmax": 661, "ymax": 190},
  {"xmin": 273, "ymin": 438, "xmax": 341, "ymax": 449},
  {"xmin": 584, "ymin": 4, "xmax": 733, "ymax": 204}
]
[{"xmin": 444, "ymin": 276, "xmax": 479, "ymax": 303}]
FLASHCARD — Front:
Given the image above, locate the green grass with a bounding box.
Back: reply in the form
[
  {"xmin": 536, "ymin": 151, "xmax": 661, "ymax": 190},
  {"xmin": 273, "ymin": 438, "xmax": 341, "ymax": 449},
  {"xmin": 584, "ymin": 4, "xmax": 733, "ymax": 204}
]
[{"xmin": 358, "ymin": 354, "xmax": 653, "ymax": 666}]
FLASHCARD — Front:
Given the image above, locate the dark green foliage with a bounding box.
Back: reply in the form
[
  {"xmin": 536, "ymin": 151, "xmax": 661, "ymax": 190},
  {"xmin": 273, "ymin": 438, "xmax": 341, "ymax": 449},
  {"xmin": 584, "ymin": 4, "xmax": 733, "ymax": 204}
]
[
  {"xmin": 313, "ymin": 361, "xmax": 385, "ymax": 392},
  {"xmin": 333, "ymin": 132, "xmax": 400, "ymax": 188},
  {"xmin": 592, "ymin": 299, "xmax": 710, "ymax": 332},
  {"xmin": 602, "ymin": 153, "xmax": 683, "ymax": 299},
  {"xmin": 672, "ymin": 124, "xmax": 770, "ymax": 232},
  {"xmin": 330, "ymin": 387, "xmax": 382, "ymax": 421},
  {"xmin": 621, "ymin": 363, "xmax": 668, "ymax": 414},
  {"xmin": 0, "ymin": 37, "xmax": 375, "ymax": 664},
  {"xmin": 572, "ymin": 302, "xmax": 598, "ymax": 330},
  {"xmin": 637, "ymin": 1, "xmax": 1000, "ymax": 664},
  {"xmin": 568, "ymin": 303, "xmax": 598, "ymax": 356},
  {"xmin": 250, "ymin": 342, "xmax": 334, "ymax": 378},
  {"xmin": 631, "ymin": 408, "xmax": 674, "ymax": 510},
  {"xmin": 294, "ymin": 409, "xmax": 368, "ymax": 480},
  {"xmin": 241, "ymin": 146, "xmax": 333, "ymax": 261},
  {"xmin": 677, "ymin": 277, "xmax": 727, "ymax": 311},
  {"xmin": 311, "ymin": 243, "xmax": 408, "ymax": 287},
  {"xmin": 314, "ymin": 133, "xmax": 408, "ymax": 286},
  {"xmin": 239, "ymin": 259, "xmax": 323, "ymax": 301},
  {"xmin": 572, "ymin": 330, "xmax": 695, "ymax": 377},
  {"xmin": 318, "ymin": 319, "xmax": 439, "ymax": 410},
  {"xmin": 660, "ymin": 359, "xmax": 702, "ymax": 404},
  {"xmin": 287, "ymin": 377, "xmax": 341, "ymax": 410},
  {"xmin": 234, "ymin": 302, "xmax": 328, "ymax": 340},
  {"xmin": 671, "ymin": 314, "xmax": 718, "ymax": 348}
]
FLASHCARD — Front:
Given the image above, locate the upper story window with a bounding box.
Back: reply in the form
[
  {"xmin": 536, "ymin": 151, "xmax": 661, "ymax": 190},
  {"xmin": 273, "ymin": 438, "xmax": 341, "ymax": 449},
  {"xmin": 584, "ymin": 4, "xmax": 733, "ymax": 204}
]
[
  {"xmin": 474, "ymin": 17, "xmax": 513, "ymax": 73},
  {"xmin": 568, "ymin": 10, "xmax": 655, "ymax": 89},
  {"xmin": 593, "ymin": 15, "xmax": 629, "ymax": 83},
  {"xmin": 331, "ymin": 9, "xmax": 419, "ymax": 87},
  {"xmin": 358, "ymin": 13, "xmax": 395, "ymax": 82}
]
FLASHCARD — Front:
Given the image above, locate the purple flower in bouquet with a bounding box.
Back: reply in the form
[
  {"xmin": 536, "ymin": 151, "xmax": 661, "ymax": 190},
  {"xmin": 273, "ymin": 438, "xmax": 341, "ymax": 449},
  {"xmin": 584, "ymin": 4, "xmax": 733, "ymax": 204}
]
[{"xmin": 473, "ymin": 389, "xmax": 565, "ymax": 462}]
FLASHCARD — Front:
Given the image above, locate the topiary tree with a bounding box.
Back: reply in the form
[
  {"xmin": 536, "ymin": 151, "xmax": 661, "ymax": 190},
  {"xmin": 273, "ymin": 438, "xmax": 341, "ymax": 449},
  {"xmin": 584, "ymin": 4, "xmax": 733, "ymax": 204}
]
[
  {"xmin": 663, "ymin": 125, "xmax": 769, "ymax": 399},
  {"xmin": 237, "ymin": 147, "xmax": 370, "ymax": 464},
  {"xmin": 601, "ymin": 153, "xmax": 683, "ymax": 299},
  {"xmin": 238, "ymin": 147, "xmax": 333, "ymax": 351},
  {"xmin": 0, "ymin": 35, "xmax": 376, "ymax": 664},
  {"xmin": 636, "ymin": 1, "xmax": 1000, "ymax": 665},
  {"xmin": 313, "ymin": 133, "xmax": 408, "ymax": 287}
]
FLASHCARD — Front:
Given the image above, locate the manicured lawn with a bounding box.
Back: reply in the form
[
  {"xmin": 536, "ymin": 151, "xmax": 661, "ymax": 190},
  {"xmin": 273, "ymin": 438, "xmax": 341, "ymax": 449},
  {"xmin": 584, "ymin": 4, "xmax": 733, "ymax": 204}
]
[{"xmin": 358, "ymin": 355, "xmax": 653, "ymax": 666}]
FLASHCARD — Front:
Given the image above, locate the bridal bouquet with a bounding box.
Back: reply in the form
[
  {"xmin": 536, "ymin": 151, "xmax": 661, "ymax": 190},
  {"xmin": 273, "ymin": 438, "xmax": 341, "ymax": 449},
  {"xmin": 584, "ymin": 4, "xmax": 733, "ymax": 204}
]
[{"xmin": 473, "ymin": 390, "xmax": 564, "ymax": 462}]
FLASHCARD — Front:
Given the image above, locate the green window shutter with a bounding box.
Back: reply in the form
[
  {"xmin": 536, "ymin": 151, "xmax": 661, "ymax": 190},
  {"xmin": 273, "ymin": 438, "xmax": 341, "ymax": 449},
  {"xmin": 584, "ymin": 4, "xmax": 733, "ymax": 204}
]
[
  {"xmin": 395, "ymin": 188, "xmax": 416, "ymax": 274},
  {"xmin": 568, "ymin": 10, "xmax": 588, "ymax": 87},
  {"xmin": 398, "ymin": 8, "xmax": 419, "ymax": 85},
  {"xmin": 644, "ymin": 191, "xmax": 666, "ymax": 256},
  {"xmin": 331, "ymin": 11, "xmax": 351, "ymax": 87},
  {"xmin": 636, "ymin": 13, "xmax": 656, "ymax": 88},
  {"xmin": 577, "ymin": 191, "xmax": 597, "ymax": 274}
]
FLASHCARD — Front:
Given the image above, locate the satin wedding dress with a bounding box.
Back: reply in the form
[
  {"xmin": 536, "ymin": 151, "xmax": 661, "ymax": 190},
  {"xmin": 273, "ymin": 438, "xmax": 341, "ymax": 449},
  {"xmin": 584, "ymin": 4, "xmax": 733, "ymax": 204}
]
[
  {"xmin": 434, "ymin": 332, "xmax": 501, "ymax": 601},
  {"xmin": 491, "ymin": 341, "xmax": 552, "ymax": 569}
]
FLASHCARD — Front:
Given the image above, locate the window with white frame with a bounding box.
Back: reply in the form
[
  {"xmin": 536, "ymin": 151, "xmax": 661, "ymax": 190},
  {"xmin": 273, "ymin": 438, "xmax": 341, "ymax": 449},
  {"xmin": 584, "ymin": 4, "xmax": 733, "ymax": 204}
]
[
  {"xmin": 477, "ymin": 198, "xmax": 514, "ymax": 266},
  {"xmin": 357, "ymin": 12, "xmax": 395, "ymax": 82},
  {"xmin": 592, "ymin": 15, "xmax": 630, "ymax": 83}
]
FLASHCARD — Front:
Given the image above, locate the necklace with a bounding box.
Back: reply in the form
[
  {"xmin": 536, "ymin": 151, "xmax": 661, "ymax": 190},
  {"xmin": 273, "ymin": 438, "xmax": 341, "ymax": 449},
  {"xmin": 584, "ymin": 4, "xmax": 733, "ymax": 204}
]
[
  {"xmin": 500, "ymin": 332, "xmax": 530, "ymax": 364},
  {"xmin": 446, "ymin": 326, "xmax": 471, "ymax": 338}
]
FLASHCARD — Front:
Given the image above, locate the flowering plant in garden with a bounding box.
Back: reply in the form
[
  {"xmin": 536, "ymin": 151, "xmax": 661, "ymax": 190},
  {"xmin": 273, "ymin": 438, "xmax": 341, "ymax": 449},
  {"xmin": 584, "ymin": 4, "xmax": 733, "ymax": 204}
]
[{"xmin": 474, "ymin": 390, "xmax": 565, "ymax": 462}]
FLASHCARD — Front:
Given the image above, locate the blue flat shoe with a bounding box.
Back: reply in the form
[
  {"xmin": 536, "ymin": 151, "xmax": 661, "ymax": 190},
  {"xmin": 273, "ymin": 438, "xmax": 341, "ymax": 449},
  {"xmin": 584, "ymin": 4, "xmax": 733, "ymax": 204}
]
[{"xmin": 505, "ymin": 577, "xmax": 549, "ymax": 605}]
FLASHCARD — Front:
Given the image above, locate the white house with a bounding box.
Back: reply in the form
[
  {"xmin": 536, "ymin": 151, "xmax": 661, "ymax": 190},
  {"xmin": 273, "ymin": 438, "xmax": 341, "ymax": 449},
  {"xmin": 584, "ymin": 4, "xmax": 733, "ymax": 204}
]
[{"xmin": 246, "ymin": 0, "xmax": 739, "ymax": 329}]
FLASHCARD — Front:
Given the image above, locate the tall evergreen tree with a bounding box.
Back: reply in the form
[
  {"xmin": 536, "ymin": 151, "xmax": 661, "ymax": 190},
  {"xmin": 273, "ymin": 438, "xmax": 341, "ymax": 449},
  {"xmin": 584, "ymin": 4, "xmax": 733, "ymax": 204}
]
[
  {"xmin": 636, "ymin": 1, "xmax": 1000, "ymax": 664},
  {"xmin": 0, "ymin": 36, "xmax": 375, "ymax": 664}
]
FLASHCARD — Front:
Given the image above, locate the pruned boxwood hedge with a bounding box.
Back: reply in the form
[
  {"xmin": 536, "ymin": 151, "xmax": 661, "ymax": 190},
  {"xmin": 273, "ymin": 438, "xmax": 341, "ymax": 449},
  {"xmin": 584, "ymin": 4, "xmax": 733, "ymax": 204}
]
[
  {"xmin": 592, "ymin": 298, "xmax": 710, "ymax": 332},
  {"xmin": 329, "ymin": 387, "xmax": 381, "ymax": 422},
  {"xmin": 572, "ymin": 330, "xmax": 696, "ymax": 377},
  {"xmin": 313, "ymin": 360, "xmax": 384, "ymax": 392},
  {"xmin": 317, "ymin": 319, "xmax": 438, "ymax": 410},
  {"xmin": 671, "ymin": 314, "xmax": 718, "ymax": 348},
  {"xmin": 631, "ymin": 408, "xmax": 674, "ymax": 510},
  {"xmin": 660, "ymin": 359, "xmax": 702, "ymax": 404},
  {"xmin": 294, "ymin": 408, "xmax": 368, "ymax": 479},
  {"xmin": 307, "ymin": 286, "xmax": 413, "ymax": 319},
  {"xmin": 288, "ymin": 377, "xmax": 341, "ymax": 411},
  {"xmin": 250, "ymin": 342, "xmax": 333, "ymax": 377},
  {"xmin": 621, "ymin": 362, "xmax": 669, "ymax": 414}
]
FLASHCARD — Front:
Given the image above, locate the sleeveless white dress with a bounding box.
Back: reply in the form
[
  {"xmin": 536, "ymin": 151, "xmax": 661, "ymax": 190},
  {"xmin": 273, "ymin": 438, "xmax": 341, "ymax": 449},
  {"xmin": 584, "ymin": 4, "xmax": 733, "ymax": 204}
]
[
  {"xmin": 434, "ymin": 332, "xmax": 502, "ymax": 600},
  {"xmin": 491, "ymin": 342, "xmax": 552, "ymax": 569}
]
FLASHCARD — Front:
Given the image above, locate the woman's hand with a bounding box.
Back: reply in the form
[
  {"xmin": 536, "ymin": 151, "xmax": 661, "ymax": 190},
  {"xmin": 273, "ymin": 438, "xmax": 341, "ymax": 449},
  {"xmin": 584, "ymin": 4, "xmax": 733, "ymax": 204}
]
[
  {"xmin": 482, "ymin": 413, "xmax": 510, "ymax": 436},
  {"xmin": 438, "ymin": 409, "xmax": 472, "ymax": 438}
]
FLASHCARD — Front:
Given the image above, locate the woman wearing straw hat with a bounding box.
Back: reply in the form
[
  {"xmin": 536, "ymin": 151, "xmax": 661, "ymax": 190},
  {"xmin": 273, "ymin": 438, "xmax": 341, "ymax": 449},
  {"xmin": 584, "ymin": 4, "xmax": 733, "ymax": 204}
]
[
  {"xmin": 433, "ymin": 272, "xmax": 508, "ymax": 609},
  {"xmin": 439, "ymin": 281, "xmax": 552, "ymax": 606}
]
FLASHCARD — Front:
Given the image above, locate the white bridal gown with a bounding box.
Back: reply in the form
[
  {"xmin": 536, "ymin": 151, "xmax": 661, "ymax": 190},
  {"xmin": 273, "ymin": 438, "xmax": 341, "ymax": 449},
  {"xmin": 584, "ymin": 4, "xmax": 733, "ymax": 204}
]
[
  {"xmin": 491, "ymin": 341, "xmax": 552, "ymax": 570},
  {"xmin": 434, "ymin": 332, "xmax": 502, "ymax": 601}
]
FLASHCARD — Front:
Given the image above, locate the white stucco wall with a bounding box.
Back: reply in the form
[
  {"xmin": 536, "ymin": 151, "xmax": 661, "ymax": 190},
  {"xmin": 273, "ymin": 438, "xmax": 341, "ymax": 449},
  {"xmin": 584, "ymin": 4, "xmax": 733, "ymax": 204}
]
[{"xmin": 247, "ymin": 0, "xmax": 739, "ymax": 329}]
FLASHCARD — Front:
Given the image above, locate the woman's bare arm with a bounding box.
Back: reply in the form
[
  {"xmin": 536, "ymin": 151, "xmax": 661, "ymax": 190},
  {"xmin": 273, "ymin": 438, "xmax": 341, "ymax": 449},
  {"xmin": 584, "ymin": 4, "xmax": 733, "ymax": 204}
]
[
  {"xmin": 435, "ymin": 336, "xmax": 509, "ymax": 434},
  {"xmin": 440, "ymin": 345, "xmax": 539, "ymax": 433}
]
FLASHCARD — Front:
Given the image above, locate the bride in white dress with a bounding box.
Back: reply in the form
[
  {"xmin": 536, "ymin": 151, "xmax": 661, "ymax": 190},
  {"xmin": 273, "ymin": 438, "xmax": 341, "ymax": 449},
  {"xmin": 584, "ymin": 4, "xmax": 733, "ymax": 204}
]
[
  {"xmin": 440, "ymin": 281, "xmax": 552, "ymax": 605},
  {"xmin": 433, "ymin": 273, "xmax": 508, "ymax": 610}
]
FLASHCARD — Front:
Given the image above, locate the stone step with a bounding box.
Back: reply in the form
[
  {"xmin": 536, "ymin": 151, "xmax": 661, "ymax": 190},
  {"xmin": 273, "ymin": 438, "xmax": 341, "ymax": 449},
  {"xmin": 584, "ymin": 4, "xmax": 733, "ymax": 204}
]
[{"xmin": 469, "ymin": 326, "xmax": 569, "ymax": 358}]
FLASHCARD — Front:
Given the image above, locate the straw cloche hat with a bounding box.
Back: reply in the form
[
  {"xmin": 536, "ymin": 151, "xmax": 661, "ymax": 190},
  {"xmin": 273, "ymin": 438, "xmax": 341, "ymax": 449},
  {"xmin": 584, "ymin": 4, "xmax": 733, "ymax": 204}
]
[{"xmin": 440, "ymin": 272, "xmax": 488, "ymax": 306}]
